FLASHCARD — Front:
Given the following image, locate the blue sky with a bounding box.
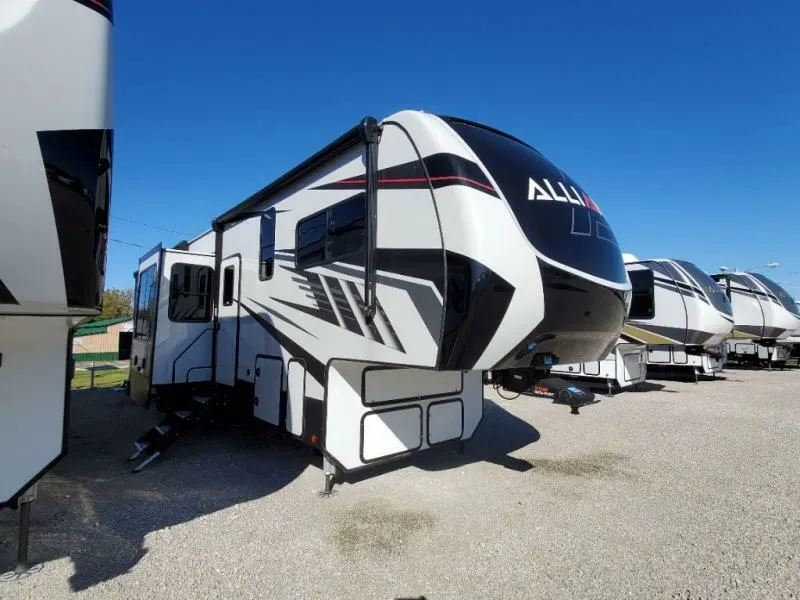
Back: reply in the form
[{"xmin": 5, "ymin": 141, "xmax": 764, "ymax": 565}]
[{"xmin": 108, "ymin": 0, "xmax": 800, "ymax": 294}]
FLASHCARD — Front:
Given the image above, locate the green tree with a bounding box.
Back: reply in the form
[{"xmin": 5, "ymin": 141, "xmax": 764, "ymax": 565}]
[{"xmin": 100, "ymin": 288, "xmax": 134, "ymax": 319}]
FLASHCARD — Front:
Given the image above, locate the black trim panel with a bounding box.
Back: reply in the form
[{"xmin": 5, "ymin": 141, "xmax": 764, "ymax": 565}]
[
  {"xmin": 0, "ymin": 278, "xmax": 18, "ymax": 305},
  {"xmin": 438, "ymin": 252, "xmax": 515, "ymax": 369},
  {"xmin": 359, "ymin": 404, "xmax": 423, "ymax": 465},
  {"xmin": 71, "ymin": 0, "xmax": 113, "ymax": 22},
  {"xmin": 38, "ymin": 128, "xmax": 113, "ymax": 310},
  {"xmin": 302, "ymin": 396, "xmax": 324, "ymax": 447}
]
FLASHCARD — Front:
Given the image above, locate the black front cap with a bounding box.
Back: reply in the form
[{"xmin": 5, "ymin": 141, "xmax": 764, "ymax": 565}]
[
  {"xmin": 72, "ymin": 0, "xmax": 113, "ymax": 23},
  {"xmin": 495, "ymin": 260, "xmax": 627, "ymax": 369}
]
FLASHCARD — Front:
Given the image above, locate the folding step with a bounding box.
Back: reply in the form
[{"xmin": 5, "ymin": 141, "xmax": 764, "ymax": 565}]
[{"xmin": 127, "ymin": 393, "xmax": 220, "ymax": 473}]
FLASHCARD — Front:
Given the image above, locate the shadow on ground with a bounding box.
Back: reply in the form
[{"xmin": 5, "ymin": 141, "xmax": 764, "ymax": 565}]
[{"xmin": 0, "ymin": 389, "xmax": 540, "ymax": 590}]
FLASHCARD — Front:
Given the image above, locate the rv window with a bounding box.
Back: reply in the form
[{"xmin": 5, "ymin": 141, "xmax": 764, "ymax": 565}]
[
  {"xmin": 297, "ymin": 213, "xmax": 327, "ymax": 268},
  {"xmin": 259, "ymin": 209, "xmax": 276, "ymax": 280},
  {"xmin": 223, "ymin": 266, "xmax": 235, "ymax": 306},
  {"xmin": 328, "ymin": 194, "xmax": 365, "ymax": 260},
  {"xmin": 134, "ymin": 265, "xmax": 157, "ymax": 338},
  {"xmin": 296, "ymin": 196, "xmax": 366, "ymax": 269},
  {"xmin": 628, "ymin": 269, "xmax": 655, "ymax": 320},
  {"xmin": 168, "ymin": 263, "xmax": 213, "ymax": 323}
]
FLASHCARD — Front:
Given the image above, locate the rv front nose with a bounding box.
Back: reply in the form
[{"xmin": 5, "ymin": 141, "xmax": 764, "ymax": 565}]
[{"xmin": 496, "ymin": 261, "xmax": 629, "ymax": 370}]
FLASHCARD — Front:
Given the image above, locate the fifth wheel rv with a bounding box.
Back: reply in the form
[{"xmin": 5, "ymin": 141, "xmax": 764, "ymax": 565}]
[
  {"xmin": 0, "ymin": 0, "xmax": 114, "ymax": 575},
  {"xmin": 552, "ymin": 255, "xmax": 734, "ymax": 389},
  {"xmin": 711, "ymin": 271, "xmax": 800, "ymax": 368},
  {"xmin": 127, "ymin": 110, "xmax": 630, "ymax": 489},
  {"xmin": 626, "ymin": 256, "xmax": 734, "ymax": 379}
]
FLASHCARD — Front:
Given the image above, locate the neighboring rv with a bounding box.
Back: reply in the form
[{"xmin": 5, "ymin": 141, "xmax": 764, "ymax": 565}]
[
  {"xmin": 553, "ymin": 255, "xmax": 734, "ymax": 387},
  {"xmin": 0, "ymin": 0, "xmax": 114, "ymax": 508},
  {"xmin": 628, "ymin": 257, "xmax": 734, "ymax": 378},
  {"xmin": 0, "ymin": 0, "xmax": 114, "ymax": 575},
  {"xmin": 711, "ymin": 272, "xmax": 800, "ymax": 368},
  {"xmin": 784, "ymin": 301, "xmax": 800, "ymax": 363},
  {"xmin": 127, "ymin": 110, "xmax": 630, "ymax": 488},
  {"xmin": 549, "ymin": 341, "xmax": 646, "ymax": 394}
]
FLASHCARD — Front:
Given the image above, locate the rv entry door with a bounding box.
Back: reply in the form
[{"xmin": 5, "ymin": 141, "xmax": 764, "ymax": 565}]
[
  {"xmin": 216, "ymin": 255, "xmax": 241, "ymax": 387},
  {"xmin": 129, "ymin": 247, "xmax": 162, "ymax": 406}
]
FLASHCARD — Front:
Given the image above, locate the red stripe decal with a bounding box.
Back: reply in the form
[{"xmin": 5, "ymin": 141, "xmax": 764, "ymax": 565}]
[
  {"xmin": 86, "ymin": 0, "xmax": 111, "ymax": 14},
  {"xmin": 332, "ymin": 176, "xmax": 496, "ymax": 194}
]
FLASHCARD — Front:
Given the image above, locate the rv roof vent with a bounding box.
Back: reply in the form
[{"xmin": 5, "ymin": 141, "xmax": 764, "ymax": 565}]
[
  {"xmin": 173, "ymin": 240, "xmax": 190, "ymax": 251},
  {"xmin": 621, "ymin": 253, "xmax": 639, "ymax": 264}
]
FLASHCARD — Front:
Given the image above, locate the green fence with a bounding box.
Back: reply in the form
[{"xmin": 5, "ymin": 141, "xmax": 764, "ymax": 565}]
[{"xmin": 73, "ymin": 352, "xmax": 120, "ymax": 363}]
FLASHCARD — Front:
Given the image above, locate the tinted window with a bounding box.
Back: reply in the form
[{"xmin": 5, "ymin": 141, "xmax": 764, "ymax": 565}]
[
  {"xmin": 661, "ymin": 262, "xmax": 688, "ymax": 284},
  {"xmin": 134, "ymin": 265, "xmax": 156, "ymax": 338},
  {"xmin": 445, "ymin": 120, "xmax": 628, "ymax": 285},
  {"xmin": 222, "ymin": 266, "xmax": 235, "ymax": 306},
  {"xmin": 297, "ymin": 213, "xmax": 326, "ymax": 268},
  {"xmin": 260, "ymin": 209, "xmax": 276, "ymax": 280},
  {"xmin": 328, "ymin": 195, "xmax": 365, "ymax": 259},
  {"xmin": 296, "ymin": 195, "xmax": 365, "ymax": 268},
  {"xmin": 675, "ymin": 260, "xmax": 733, "ymax": 315},
  {"xmin": 749, "ymin": 273, "xmax": 800, "ymax": 315},
  {"xmin": 169, "ymin": 263, "xmax": 212, "ymax": 322},
  {"xmin": 645, "ymin": 260, "xmax": 671, "ymax": 277},
  {"xmin": 628, "ymin": 269, "xmax": 655, "ymax": 319}
]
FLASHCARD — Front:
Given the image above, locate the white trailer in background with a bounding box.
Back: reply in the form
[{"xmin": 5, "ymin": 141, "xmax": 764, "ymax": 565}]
[
  {"xmin": 127, "ymin": 111, "xmax": 631, "ymax": 489},
  {"xmin": 0, "ymin": 0, "xmax": 114, "ymax": 576},
  {"xmin": 710, "ymin": 272, "xmax": 800, "ymax": 369},
  {"xmin": 550, "ymin": 342, "xmax": 646, "ymax": 395},
  {"xmin": 553, "ymin": 256, "xmax": 734, "ymax": 388}
]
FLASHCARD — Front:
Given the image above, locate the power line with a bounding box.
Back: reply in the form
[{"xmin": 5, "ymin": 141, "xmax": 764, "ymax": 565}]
[
  {"xmin": 111, "ymin": 215, "xmax": 190, "ymax": 237},
  {"xmin": 109, "ymin": 238, "xmax": 143, "ymax": 248}
]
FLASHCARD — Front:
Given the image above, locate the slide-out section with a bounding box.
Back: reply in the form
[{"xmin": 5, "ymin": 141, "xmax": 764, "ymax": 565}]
[
  {"xmin": 151, "ymin": 249, "xmax": 215, "ymax": 388},
  {"xmin": 325, "ymin": 361, "xmax": 482, "ymax": 471},
  {"xmin": 1, "ymin": 317, "xmax": 72, "ymax": 506}
]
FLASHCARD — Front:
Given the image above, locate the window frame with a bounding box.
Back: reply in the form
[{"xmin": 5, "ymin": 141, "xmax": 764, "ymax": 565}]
[
  {"xmin": 627, "ymin": 268, "xmax": 656, "ymax": 320},
  {"xmin": 295, "ymin": 194, "xmax": 366, "ymax": 269},
  {"xmin": 167, "ymin": 263, "xmax": 213, "ymax": 323},
  {"xmin": 133, "ymin": 265, "xmax": 157, "ymax": 339},
  {"xmin": 222, "ymin": 266, "xmax": 235, "ymax": 306},
  {"xmin": 259, "ymin": 208, "xmax": 276, "ymax": 281}
]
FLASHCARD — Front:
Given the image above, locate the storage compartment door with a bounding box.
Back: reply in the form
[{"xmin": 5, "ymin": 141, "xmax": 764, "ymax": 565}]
[
  {"xmin": 286, "ymin": 360, "xmax": 305, "ymax": 436},
  {"xmin": 254, "ymin": 356, "xmax": 282, "ymax": 425},
  {"xmin": 427, "ymin": 399, "xmax": 464, "ymax": 445},
  {"xmin": 361, "ymin": 406, "xmax": 423, "ymax": 463}
]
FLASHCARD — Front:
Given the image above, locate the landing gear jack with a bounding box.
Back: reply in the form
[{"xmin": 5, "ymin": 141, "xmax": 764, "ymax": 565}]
[
  {"xmin": 318, "ymin": 457, "xmax": 338, "ymax": 498},
  {"xmin": 530, "ymin": 377, "xmax": 600, "ymax": 415},
  {"xmin": 1, "ymin": 485, "xmax": 44, "ymax": 583}
]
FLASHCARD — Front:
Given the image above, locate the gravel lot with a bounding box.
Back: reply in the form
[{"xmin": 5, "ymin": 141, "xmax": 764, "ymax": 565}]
[{"xmin": 1, "ymin": 368, "xmax": 799, "ymax": 599}]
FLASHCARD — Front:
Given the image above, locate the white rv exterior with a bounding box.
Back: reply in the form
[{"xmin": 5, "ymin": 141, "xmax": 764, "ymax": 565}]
[
  {"xmin": 0, "ymin": 0, "xmax": 114, "ymax": 508},
  {"xmin": 550, "ymin": 342, "xmax": 647, "ymax": 392},
  {"xmin": 553, "ymin": 256, "xmax": 734, "ymax": 387},
  {"xmin": 627, "ymin": 258, "xmax": 734, "ymax": 376},
  {"xmin": 129, "ymin": 111, "xmax": 631, "ymax": 482},
  {"xmin": 711, "ymin": 272, "xmax": 800, "ymax": 368},
  {"xmin": 781, "ymin": 301, "xmax": 800, "ymax": 349}
]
